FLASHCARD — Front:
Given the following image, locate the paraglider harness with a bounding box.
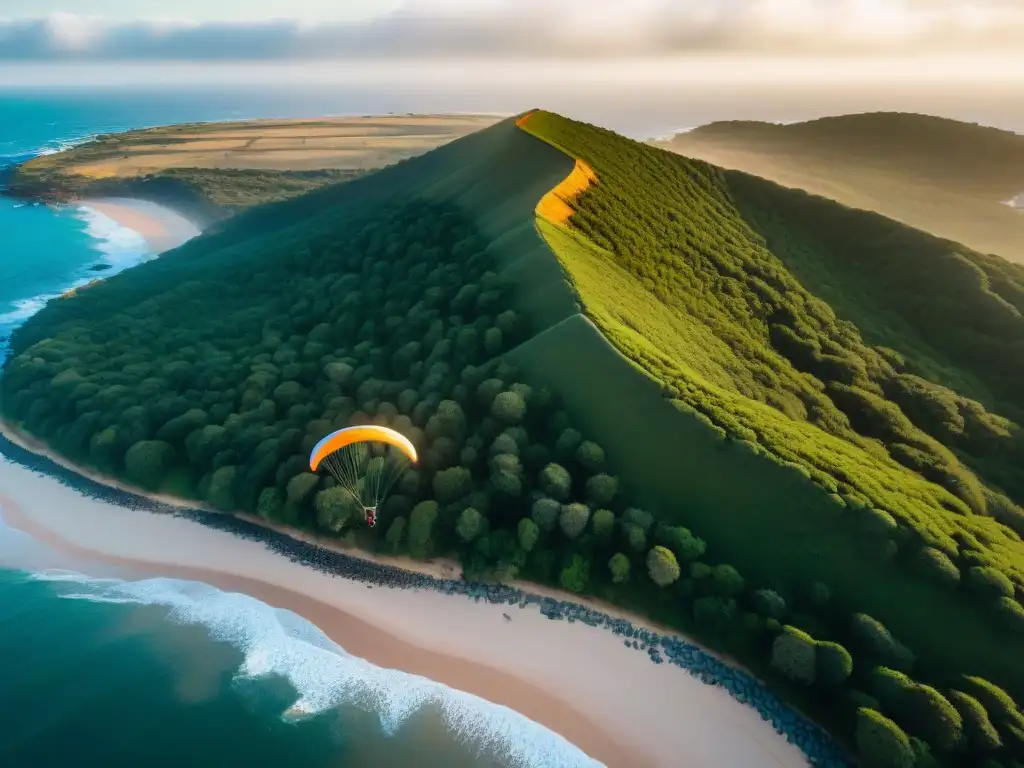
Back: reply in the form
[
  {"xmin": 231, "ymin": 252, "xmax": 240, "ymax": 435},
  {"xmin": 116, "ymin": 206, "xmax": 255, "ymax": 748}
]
[{"xmin": 365, "ymin": 508, "xmax": 377, "ymax": 528}]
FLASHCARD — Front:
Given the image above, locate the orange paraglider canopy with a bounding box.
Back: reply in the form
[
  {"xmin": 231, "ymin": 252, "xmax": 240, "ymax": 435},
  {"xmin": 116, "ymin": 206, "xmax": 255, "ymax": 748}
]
[{"xmin": 308, "ymin": 425, "xmax": 418, "ymax": 472}]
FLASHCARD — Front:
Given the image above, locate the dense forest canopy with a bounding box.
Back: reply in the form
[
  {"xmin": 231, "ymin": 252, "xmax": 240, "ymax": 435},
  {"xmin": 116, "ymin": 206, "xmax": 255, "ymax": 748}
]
[{"xmin": 3, "ymin": 112, "xmax": 1024, "ymax": 768}]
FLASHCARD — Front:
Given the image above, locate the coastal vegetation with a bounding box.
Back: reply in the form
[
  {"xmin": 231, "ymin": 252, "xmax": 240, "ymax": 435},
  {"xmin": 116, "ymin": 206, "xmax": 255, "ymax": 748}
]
[
  {"xmin": 653, "ymin": 112, "xmax": 1024, "ymax": 264},
  {"xmin": 3, "ymin": 110, "xmax": 1023, "ymax": 767}
]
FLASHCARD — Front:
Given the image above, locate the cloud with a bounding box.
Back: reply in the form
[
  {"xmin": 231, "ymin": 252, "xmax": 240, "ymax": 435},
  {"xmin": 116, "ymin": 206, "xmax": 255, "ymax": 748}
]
[{"xmin": 2, "ymin": 2, "xmax": 1024, "ymax": 61}]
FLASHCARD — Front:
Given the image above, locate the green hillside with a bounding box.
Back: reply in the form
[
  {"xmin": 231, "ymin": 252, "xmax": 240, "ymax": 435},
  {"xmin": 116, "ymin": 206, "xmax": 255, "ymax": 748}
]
[
  {"xmin": 3, "ymin": 111, "xmax": 1024, "ymax": 767},
  {"xmin": 654, "ymin": 112, "xmax": 1024, "ymax": 264}
]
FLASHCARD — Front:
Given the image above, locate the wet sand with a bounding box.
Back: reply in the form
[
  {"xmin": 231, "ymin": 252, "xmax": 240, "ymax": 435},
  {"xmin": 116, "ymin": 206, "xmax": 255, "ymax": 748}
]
[{"xmin": 80, "ymin": 197, "xmax": 202, "ymax": 253}]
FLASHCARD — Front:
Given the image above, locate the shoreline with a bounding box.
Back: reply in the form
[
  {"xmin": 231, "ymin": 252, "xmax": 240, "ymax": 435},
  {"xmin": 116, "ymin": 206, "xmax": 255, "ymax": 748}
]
[
  {"xmin": 0, "ymin": 420, "xmax": 844, "ymax": 768},
  {"xmin": 77, "ymin": 197, "xmax": 202, "ymax": 254}
]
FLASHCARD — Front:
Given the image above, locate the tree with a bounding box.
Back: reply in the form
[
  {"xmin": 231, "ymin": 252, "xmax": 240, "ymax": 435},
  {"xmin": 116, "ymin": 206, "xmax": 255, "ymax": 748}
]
[
  {"xmin": 315, "ymin": 486, "xmax": 355, "ymax": 532},
  {"xmin": 517, "ymin": 517, "xmax": 539, "ymax": 552},
  {"xmin": 538, "ymin": 463, "xmax": 572, "ymax": 501},
  {"xmin": 590, "ymin": 508, "xmax": 615, "ymax": 540},
  {"xmin": 433, "ymin": 466, "xmax": 472, "ymax": 503},
  {"xmin": 256, "ymin": 487, "xmax": 284, "ymax": 519},
  {"xmin": 850, "ymin": 613, "xmax": 915, "ymax": 671},
  {"xmin": 646, "ymin": 546, "xmax": 681, "ymax": 586},
  {"xmin": 753, "ymin": 589, "xmax": 787, "ymax": 620},
  {"xmin": 531, "ymin": 496, "xmax": 560, "ymax": 531},
  {"xmin": 286, "ymin": 472, "xmax": 319, "ymax": 506},
  {"xmin": 124, "ymin": 440, "xmax": 174, "ymax": 489},
  {"xmin": 623, "ymin": 523, "xmax": 646, "ymax": 552},
  {"xmin": 900, "ymin": 684, "xmax": 963, "ymax": 752},
  {"xmin": 575, "ymin": 440, "xmax": 605, "ymax": 471},
  {"xmin": 385, "ymin": 516, "xmax": 407, "ymax": 551},
  {"xmin": 584, "ymin": 473, "xmax": 618, "ymax": 506},
  {"xmin": 947, "ymin": 690, "xmax": 1001, "ymax": 752},
  {"xmin": 711, "ymin": 564, "xmax": 744, "ymax": 597},
  {"xmin": 206, "ymin": 465, "xmax": 238, "ymax": 510},
  {"xmin": 408, "ymin": 500, "xmax": 439, "ymax": 559},
  {"xmin": 621, "ymin": 507, "xmax": 654, "ymax": 533},
  {"xmin": 658, "ymin": 526, "xmax": 706, "ymax": 562},
  {"xmin": 967, "ymin": 566, "xmax": 1015, "ymax": 600},
  {"xmin": 816, "ymin": 641, "xmax": 853, "ymax": 686},
  {"xmin": 771, "ymin": 625, "xmax": 817, "ymax": 685},
  {"xmin": 559, "ymin": 554, "xmax": 590, "ymax": 593},
  {"xmin": 559, "ymin": 503, "xmax": 591, "ymax": 539},
  {"xmin": 914, "ymin": 546, "xmax": 961, "ymax": 587},
  {"xmin": 456, "ymin": 507, "xmax": 484, "ymax": 543},
  {"xmin": 855, "ymin": 708, "xmax": 915, "ymax": 768},
  {"xmin": 608, "ymin": 552, "xmax": 630, "ymax": 583},
  {"xmin": 491, "ymin": 391, "xmax": 526, "ymax": 425},
  {"xmin": 554, "ymin": 427, "xmax": 582, "ymax": 461}
]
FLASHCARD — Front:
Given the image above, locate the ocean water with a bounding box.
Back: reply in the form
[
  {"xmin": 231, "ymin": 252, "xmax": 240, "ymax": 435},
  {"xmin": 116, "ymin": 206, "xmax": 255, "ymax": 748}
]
[{"xmin": 0, "ymin": 89, "xmax": 606, "ymax": 768}]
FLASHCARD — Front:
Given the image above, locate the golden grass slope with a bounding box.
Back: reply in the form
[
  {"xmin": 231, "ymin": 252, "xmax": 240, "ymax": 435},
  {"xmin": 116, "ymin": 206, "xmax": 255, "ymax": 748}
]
[{"xmin": 20, "ymin": 114, "xmax": 502, "ymax": 180}]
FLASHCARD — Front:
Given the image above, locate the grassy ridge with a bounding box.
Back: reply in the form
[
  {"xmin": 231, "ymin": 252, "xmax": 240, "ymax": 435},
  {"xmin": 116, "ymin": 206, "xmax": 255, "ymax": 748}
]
[{"xmin": 518, "ymin": 111, "xmax": 1023, "ymax": 684}]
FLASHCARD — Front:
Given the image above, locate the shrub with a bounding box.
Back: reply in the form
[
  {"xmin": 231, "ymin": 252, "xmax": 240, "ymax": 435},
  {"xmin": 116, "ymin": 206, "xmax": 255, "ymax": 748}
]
[
  {"xmin": 994, "ymin": 596, "xmax": 1024, "ymax": 634},
  {"xmin": 900, "ymin": 684, "xmax": 963, "ymax": 752},
  {"xmin": 408, "ymin": 500, "xmax": 439, "ymax": 559},
  {"xmin": 816, "ymin": 641, "xmax": 853, "ymax": 686},
  {"xmin": 476, "ymin": 378, "xmax": 504, "ymax": 407},
  {"xmin": 256, "ymin": 487, "xmax": 284, "ymax": 519},
  {"xmin": 433, "ymin": 466, "xmax": 472, "ymax": 503},
  {"xmin": 693, "ymin": 595, "xmax": 736, "ymax": 634},
  {"xmin": 855, "ymin": 708, "xmax": 914, "ymax": 768},
  {"xmin": 517, "ymin": 517, "xmax": 539, "ymax": 552},
  {"xmin": 947, "ymin": 690, "xmax": 1001, "ymax": 752},
  {"xmin": 456, "ymin": 507, "xmax": 484, "ymax": 542},
  {"xmin": 850, "ymin": 613, "xmax": 915, "ymax": 671},
  {"xmin": 205, "ymin": 465, "xmax": 237, "ymax": 510},
  {"xmin": 560, "ymin": 554, "xmax": 590, "ymax": 593},
  {"xmin": 491, "ymin": 391, "xmax": 526, "ymax": 425},
  {"xmin": 914, "ymin": 546, "xmax": 961, "ymax": 587},
  {"xmin": 576, "ymin": 440, "xmax": 605, "ymax": 471},
  {"xmin": 711, "ymin": 564, "xmax": 744, "ymax": 597},
  {"xmin": 531, "ymin": 496, "xmax": 561, "ymax": 531},
  {"xmin": 286, "ymin": 472, "xmax": 319, "ymax": 505},
  {"xmin": 385, "ymin": 516, "xmax": 407, "ymax": 551},
  {"xmin": 869, "ymin": 666, "xmax": 913, "ymax": 710},
  {"xmin": 771, "ymin": 625, "xmax": 817, "ymax": 685},
  {"xmin": 590, "ymin": 508, "xmax": 615, "ymax": 540},
  {"xmin": 753, "ymin": 589, "xmax": 787, "ymax": 620},
  {"xmin": 314, "ymin": 486, "xmax": 355, "ymax": 532},
  {"xmin": 608, "ymin": 552, "xmax": 630, "ymax": 583},
  {"xmin": 623, "ymin": 523, "xmax": 646, "ymax": 552},
  {"xmin": 124, "ymin": 440, "xmax": 174, "ymax": 489},
  {"xmin": 809, "ymin": 581, "xmax": 831, "ymax": 609},
  {"xmin": 967, "ymin": 566, "xmax": 1015, "ymax": 600},
  {"xmin": 584, "ymin": 473, "xmax": 618, "ymax": 506},
  {"xmin": 646, "ymin": 546, "xmax": 681, "ymax": 586},
  {"xmin": 560, "ymin": 502, "xmax": 592, "ymax": 539},
  {"xmin": 538, "ymin": 463, "xmax": 572, "ymax": 501},
  {"xmin": 621, "ymin": 507, "xmax": 654, "ymax": 533},
  {"xmin": 657, "ymin": 526, "xmax": 706, "ymax": 562}
]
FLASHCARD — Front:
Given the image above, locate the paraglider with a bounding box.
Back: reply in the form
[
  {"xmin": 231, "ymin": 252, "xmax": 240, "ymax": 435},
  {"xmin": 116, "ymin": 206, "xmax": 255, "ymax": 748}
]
[{"xmin": 308, "ymin": 425, "xmax": 417, "ymax": 528}]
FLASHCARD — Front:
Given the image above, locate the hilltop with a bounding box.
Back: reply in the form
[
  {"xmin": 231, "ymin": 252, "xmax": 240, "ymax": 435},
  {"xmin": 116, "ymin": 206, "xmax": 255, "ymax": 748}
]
[
  {"xmin": 653, "ymin": 112, "xmax": 1024, "ymax": 263},
  {"xmin": 3, "ymin": 110, "xmax": 1024, "ymax": 768},
  {"xmin": 9, "ymin": 114, "xmax": 500, "ymax": 224}
]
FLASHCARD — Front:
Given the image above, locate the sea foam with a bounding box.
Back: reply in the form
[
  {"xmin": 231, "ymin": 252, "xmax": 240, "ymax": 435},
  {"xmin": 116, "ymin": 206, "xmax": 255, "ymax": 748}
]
[{"xmin": 30, "ymin": 570, "xmax": 604, "ymax": 768}]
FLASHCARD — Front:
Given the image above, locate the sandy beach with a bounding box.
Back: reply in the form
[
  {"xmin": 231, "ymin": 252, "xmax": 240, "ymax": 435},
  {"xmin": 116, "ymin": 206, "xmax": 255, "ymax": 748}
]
[
  {"xmin": 80, "ymin": 197, "xmax": 202, "ymax": 253},
  {"xmin": 0, "ymin": 440, "xmax": 810, "ymax": 768}
]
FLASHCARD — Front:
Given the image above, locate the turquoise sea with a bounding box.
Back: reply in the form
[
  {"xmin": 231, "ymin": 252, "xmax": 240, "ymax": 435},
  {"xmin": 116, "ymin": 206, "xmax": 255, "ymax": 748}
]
[{"xmin": 0, "ymin": 88, "xmax": 605, "ymax": 768}]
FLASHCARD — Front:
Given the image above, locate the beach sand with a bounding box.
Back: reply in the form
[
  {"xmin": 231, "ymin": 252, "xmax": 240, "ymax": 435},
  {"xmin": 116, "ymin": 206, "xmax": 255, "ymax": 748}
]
[
  {"xmin": 0, "ymin": 450, "xmax": 808, "ymax": 768},
  {"xmin": 80, "ymin": 197, "xmax": 202, "ymax": 253}
]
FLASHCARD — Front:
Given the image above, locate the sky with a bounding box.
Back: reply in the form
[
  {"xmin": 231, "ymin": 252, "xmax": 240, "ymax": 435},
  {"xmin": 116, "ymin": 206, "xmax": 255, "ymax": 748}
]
[{"xmin": 2, "ymin": 1, "xmax": 1024, "ymax": 88}]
